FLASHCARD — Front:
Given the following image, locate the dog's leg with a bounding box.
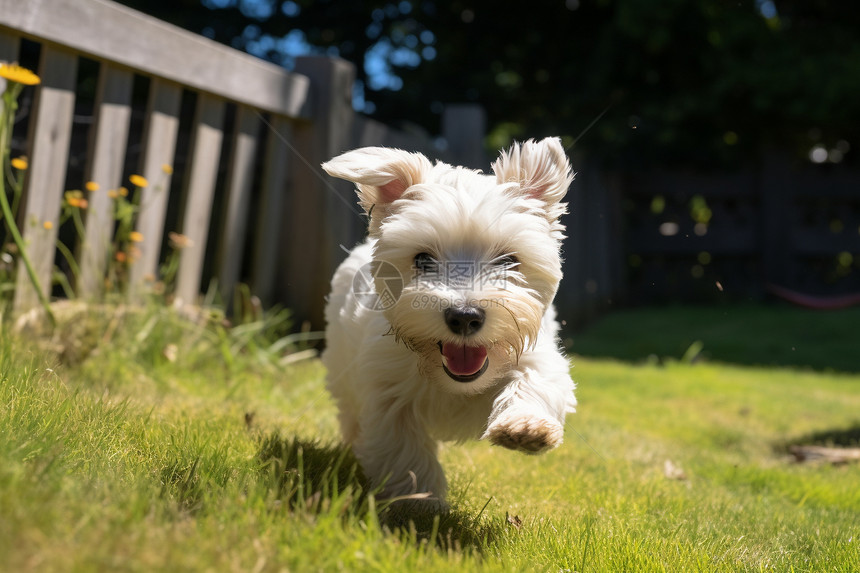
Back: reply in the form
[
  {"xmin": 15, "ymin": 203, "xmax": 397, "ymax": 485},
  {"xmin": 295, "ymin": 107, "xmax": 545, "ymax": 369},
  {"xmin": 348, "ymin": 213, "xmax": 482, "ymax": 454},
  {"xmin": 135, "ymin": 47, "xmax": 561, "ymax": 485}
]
[
  {"xmin": 482, "ymin": 343, "xmax": 575, "ymax": 454},
  {"xmin": 352, "ymin": 403, "xmax": 448, "ymax": 508}
]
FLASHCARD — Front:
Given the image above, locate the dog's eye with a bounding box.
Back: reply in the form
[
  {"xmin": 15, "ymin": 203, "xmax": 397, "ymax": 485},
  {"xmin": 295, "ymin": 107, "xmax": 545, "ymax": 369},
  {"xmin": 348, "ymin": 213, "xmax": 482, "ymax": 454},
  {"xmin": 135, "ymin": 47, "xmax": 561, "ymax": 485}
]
[{"xmin": 414, "ymin": 252, "xmax": 439, "ymax": 273}]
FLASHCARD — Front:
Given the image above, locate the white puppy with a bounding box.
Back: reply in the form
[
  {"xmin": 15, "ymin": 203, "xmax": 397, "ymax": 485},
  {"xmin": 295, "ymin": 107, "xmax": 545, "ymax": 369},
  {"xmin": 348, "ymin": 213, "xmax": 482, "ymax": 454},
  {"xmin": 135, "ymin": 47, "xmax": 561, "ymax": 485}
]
[{"xmin": 321, "ymin": 137, "xmax": 577, "ymax": 507}]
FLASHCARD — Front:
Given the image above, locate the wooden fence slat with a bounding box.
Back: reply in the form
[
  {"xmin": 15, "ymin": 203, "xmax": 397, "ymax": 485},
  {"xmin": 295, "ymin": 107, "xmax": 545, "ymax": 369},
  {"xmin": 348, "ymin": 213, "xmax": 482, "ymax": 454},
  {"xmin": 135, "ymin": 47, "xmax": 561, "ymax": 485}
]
[
  {"xmin": 582, "ymin": 163, "xmax": 603, "ymax": 319},
  {"xmin": 251, "ymin": 115, "xmax": 290, "ymax": 307},
  {"xmin": 761, "ymin": 151, "xmax": 792, "ymax": 287},
  {"xmin": 78, "ymin": 63, "xmax": 133, "ymax": 299},
  {"xmin": 13, "ymin": 45, "xmax": 78, "ymax": 314},
  {"xmin": 0, "ymin": 31, "xmax": 19, "ymax": 95},
  {"xmin": 561, "ymin": 153, "xmax": 587, "ymax": 326},
  {"xmin": 216, "ymin": 105, "xmax": 260, "ymax": 304},
  {"xmin": 625, "ymin": 231, "xmax": 757, "ymax": 255},
  {"xmin": 441, "ymin": 104, "xmax": 486, "ymax": 169},
  {"xmin": 605, "ymin": 172, "xmax": 625, "ymax": 305},
  {"xmin": 174, "ymin": 93, "xmax": 225, "ymax": 306},
  {"xmin": 0, "ymin": 0, "xmax": 310, "ymax": 120},
  {"xmin": 279, "ymin": 56, "xmax": 356, "ymax": 327},
  {"xmin": 130, "ymin": 78, "xmax": 181, "ymax": 292}
]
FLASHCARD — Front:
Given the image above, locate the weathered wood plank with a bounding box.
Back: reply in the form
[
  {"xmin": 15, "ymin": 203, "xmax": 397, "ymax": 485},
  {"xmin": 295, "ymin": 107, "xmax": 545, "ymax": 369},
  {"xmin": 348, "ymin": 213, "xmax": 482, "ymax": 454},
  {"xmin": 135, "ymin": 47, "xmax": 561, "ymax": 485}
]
[
  {"xmin": 279, "ymin": 56, "xmax": 356, "ymax": 327},
  {"xmin": 583, "ymin": 161, "xmax": 605, "ymax": 316},
  {"xmin": 13, "ymin": 46, "xmax": 78, "ymax": 314},
  {"xmin": 352, "ymin": 115, "xmax": 443, "ymax": 162},
  {"xmin": 0, "ymin": 30, "xmax": 16, "ymax": 60},
  {"xmin": 0, "ymin": 0, "xmax": 310, "ymax": 119},
  {"xmin": 625, "ymin": 231, "xmax": 756, "ymax": 255},
  {"xmin": 793, "ymin": 172, "xmax": 860, "ymax": 198},
  {"xmin": 129, "ymin": 79, "xmax": 182, "ymax": 292},
  {"xmin": 559, "ymin": 152, "xmax": 587, "ymax": 326},
  {"xmin": 174, "ymin": 93, "xmax": 226, "ymax": 307},
  {"xmin": 251, "ymin": 115, "xmax": 290, "ymax": 307},
  {"xmin": 0, "ymin": 30, "xmax": 18, "ymax": 95},
  {"xmin": 78, "ymin": 63, "xmax": 133, "ymax": 299},
  {"xmin": 441, "ymin": 104, "xmax": 487, "ymax": 169},
  {"xmin": 625, "ymin": 173, "xmax": 756, "ymax": 197},
  {"xmin": 216, "ymin": 105, "xmax": 260, "ymax": 303},
  {"xmin": 761, "ymin": 151, "xmax": 792, "ymax": 286},
  {"xmin": 792, "ymin": 230, "xmax": 860, "ymax": 255}
]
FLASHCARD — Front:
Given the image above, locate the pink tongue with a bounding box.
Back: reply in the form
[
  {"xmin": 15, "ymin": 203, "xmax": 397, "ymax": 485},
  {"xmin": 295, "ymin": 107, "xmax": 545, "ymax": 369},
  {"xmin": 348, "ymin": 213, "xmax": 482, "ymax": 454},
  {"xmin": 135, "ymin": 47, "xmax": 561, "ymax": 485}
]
[{"xmin": 441, "ymin": 343, "xmax": 488, "ymax": 376}]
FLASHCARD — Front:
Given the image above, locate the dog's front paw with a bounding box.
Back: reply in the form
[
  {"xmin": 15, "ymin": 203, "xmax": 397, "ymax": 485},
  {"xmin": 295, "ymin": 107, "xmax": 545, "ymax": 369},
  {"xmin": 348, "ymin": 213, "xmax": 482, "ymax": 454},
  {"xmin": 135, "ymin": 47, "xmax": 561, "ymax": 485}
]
[{"xmin": 484, "ymin": 416, "xmax": 564, "ymax": 454}]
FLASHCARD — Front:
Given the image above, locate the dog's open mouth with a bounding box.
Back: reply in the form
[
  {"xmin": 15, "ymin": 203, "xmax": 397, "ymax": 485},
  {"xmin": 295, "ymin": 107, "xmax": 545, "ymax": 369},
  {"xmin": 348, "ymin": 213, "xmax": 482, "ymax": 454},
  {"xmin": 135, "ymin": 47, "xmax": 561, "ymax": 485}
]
[{"xmin": 438, "ymin": 342, "xmax": 489, "ymax": 382}]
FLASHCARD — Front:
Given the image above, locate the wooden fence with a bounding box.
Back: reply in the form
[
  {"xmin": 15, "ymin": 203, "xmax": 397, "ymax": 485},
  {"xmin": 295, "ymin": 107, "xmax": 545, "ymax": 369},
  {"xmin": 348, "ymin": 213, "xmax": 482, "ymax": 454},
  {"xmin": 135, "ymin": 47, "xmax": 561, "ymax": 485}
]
[
  {"xmin": 621, "ymin": 153, "xmax": 860, "ymax": 304},
  {"xmin": 0, "ymin": 0, "xmax": 621, "ymax": 330},
  {"xmin": 0, "ymin": 0, "xmax": 477, "ymax": 328}
]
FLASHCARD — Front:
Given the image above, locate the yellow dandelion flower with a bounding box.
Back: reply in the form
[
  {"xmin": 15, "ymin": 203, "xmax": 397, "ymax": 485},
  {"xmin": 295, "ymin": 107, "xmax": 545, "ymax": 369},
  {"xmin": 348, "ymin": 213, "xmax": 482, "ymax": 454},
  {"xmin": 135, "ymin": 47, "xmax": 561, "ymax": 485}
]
[
  {"xmin": 43, "ymin": 221, "xmax": 53, "ymax": 230},
  {"xmin": 161, "ymin": 164, "xmax": 174, "ymax": 175},
  {"xmin": 107, "ymin": 189, "xmax": 119, "ymax": 199},
  {"xmin": 11, "ymin": 156, "xmax": 28, "ymax": 170},
  {"xmin": 129, "ymin": 174, "xmax": 148, "ymax": 188},
  {"xmin": 119, "ymin": 186, "xmax": 129, "ymax": 197},
  {"xmin": 115, "ymin": 251, "xmax": 127, "ymax": 263},
  {"xmin": 65, "ymin": 190, "xmax": 83, "ymax": 207},
  {"xmin": 85, "ymin": 181, "xmax": 99, "ymax": 192},
  {"xmin": 129, "ymin": 231, "xmax": 144, "ymax": 243},
  {"xmin": 0, "ymin": 63, "xmax": 41, "ymax": 86}
]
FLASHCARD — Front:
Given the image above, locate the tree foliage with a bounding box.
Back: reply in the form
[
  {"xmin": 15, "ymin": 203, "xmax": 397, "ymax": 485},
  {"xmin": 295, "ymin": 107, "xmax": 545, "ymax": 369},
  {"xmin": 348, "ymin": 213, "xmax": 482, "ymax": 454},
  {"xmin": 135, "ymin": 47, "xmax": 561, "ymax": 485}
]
[{"xmin": 116, "ymin": 0, "xmax": 860, "ymax": 169}]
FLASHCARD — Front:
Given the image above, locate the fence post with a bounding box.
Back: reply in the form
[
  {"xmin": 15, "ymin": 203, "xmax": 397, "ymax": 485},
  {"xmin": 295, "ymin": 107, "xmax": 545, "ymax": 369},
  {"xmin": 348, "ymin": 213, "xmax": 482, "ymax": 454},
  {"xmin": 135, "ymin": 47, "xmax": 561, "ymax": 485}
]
[
  {"xmin": 559, "ymin": 151, "xmax": 587, "ymax": 327},
  {"xmin": 250, "ymin": 114, "xmax": 291, "ymax": 307},
  {"xmin": 605, "ymin": 170, "xmax": 626, "ymax": 307},
  {"xmin": 442, "ymin": 104, "xmax": 486, "ymax": 169},
  {"xmin": 557, "ymin": 152, "xmax": 625, "ymax": 328},
  {"xmin": 761, "ymin": 150, "xmax": 792, "ymax": 289},
  {"xmin": 278, "ymin": 56, "xmax": 356, "ymax": 329}
]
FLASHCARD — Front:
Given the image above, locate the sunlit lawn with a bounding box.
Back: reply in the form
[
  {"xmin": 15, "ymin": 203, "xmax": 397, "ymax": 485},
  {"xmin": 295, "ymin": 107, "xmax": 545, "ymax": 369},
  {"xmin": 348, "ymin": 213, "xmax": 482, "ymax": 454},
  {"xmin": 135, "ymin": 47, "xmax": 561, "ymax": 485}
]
[{"xmin": 1, "ymin": 303, "xmax": 858, "ymax": 572}]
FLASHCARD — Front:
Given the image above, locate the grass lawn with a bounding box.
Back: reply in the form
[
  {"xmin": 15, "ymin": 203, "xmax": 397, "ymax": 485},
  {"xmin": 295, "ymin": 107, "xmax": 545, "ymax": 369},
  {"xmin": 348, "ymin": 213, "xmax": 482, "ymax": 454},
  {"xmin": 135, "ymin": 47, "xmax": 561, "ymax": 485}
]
[{"xmin": 1, "ymin": 303, "xmax": 859, "ymax": 572}]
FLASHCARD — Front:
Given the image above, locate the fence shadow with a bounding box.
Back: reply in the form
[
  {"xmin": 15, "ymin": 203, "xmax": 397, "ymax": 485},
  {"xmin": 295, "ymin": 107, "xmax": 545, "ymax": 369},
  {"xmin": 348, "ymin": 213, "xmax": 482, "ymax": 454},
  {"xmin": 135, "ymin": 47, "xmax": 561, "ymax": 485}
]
[{"xmin": 566, "ymin": 303, "xmax": 860, "ymax": 374}]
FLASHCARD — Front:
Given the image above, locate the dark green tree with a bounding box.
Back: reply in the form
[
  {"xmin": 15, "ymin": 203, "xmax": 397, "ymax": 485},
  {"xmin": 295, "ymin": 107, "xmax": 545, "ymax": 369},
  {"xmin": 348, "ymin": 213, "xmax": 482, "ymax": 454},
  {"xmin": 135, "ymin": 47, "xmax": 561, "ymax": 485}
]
[{"xmin": 115, "ymin": 0, "xmax": 860, "ymax": 169}]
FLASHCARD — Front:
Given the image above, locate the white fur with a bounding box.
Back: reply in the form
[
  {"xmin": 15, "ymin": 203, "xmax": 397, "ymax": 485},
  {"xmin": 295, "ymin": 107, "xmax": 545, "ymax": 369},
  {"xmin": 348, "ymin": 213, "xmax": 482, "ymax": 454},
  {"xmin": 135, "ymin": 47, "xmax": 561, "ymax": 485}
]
[{"xmin": 321, "ymin": 137, "xmax": 577, "ymax": 507}]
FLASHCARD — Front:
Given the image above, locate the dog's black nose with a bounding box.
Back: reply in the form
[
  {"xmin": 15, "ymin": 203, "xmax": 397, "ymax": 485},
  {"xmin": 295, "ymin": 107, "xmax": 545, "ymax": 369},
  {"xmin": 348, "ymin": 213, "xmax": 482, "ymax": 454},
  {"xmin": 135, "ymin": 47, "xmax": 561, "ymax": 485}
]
[{"xmin": 444, "ymin": 306, "xmax": 485, "ymax": 336}]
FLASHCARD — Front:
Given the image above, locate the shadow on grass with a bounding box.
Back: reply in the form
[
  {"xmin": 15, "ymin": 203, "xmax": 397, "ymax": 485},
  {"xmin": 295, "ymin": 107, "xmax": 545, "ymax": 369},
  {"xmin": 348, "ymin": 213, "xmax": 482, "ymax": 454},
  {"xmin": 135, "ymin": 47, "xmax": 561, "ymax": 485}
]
[
  {"xmin": 783, "ymin": 423, "xmax": 860, "ymax": 448},
  {"xmin": 159, "ymin": 455, "xmax": 235, "ymax": 514},
  {"xmin": 257, "ymin": 433, "xmax": 370, "ymax": 513},
  {"xmin": 567, "ymin": 303, "xmax": 860, "ymax": 373},
  {"xmin": 256, "ymin": 433, "xmax": 502, "ymax": 552}
]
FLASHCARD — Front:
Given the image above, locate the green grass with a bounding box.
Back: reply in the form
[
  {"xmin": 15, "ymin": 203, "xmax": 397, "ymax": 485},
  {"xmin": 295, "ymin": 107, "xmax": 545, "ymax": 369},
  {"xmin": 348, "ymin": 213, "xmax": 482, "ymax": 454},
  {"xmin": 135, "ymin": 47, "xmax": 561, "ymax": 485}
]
[{"xmin": 2, "ymin": 303, "xmax": 860, "ymax": 572}]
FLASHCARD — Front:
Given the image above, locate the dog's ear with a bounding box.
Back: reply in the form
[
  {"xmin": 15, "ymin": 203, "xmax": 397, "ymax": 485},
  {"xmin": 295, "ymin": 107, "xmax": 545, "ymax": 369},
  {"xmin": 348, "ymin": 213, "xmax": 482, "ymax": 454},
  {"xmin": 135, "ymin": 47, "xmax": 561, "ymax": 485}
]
[
  {"xmin": 492, "ymin": 137, "xmax": 573, "ymax": 209},
  {"xmin": 322, "ymin": 147, "xmax": 432, "ymax": 212}
]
